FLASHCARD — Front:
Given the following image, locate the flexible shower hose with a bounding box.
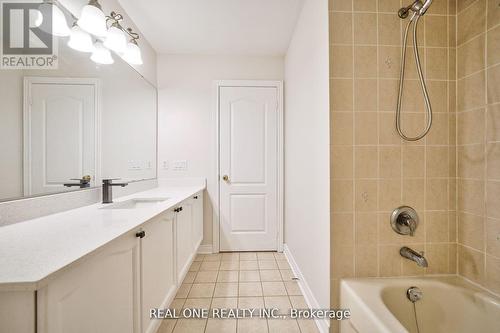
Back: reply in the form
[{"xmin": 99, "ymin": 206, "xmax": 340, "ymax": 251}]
[{"xmin": 396, "ymin": 12, "xmax": 433, "ymax": 141}]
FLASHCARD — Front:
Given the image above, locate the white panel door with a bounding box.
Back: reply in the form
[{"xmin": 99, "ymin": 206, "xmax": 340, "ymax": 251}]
[
  {"xmin": 219, "ymin": 86, "xmax": 278, "ymax": 251},
  {"xmin": 25, "ymin": 80, "xmax": 97, "ymax": 195}
]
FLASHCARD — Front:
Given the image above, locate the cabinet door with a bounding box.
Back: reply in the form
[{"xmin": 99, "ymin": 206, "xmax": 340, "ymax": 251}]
[
  {"xmin": 39, "ymin": 231, "xmax": 140, "ymax": 333},
  {"xmin": 175, "ymin": 202, "xmax": 193, "ymax": 283},
  {"xmin": 192, "ymin": 192, "xmax": 204, "ymax": 250},
  {"xmin": 141, "ymin": 211, "xmax": 175, "ymax": 333}
]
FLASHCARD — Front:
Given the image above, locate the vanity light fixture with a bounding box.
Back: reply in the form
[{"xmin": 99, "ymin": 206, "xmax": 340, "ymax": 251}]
[
  {"xmin": 103, "ymin": 12, "xmax": 127, "ymax": 53},
  {"xmin": 38, "ymin": 0, "xmax": 70, "ymax": 36},
  {"xmin": 67, "ymin": 24, "xmax": 95, "ymax": 52},
  {"xmin": 91, "ymin": 41, "xmax": 114, "ymax": 64},
  {"xmin": 120, "ymin": 30, "xmax": 143, "ymax": 65},
  {"xmin": 77, "ymin": 0, "xmax": 107, "ymax": 37}
]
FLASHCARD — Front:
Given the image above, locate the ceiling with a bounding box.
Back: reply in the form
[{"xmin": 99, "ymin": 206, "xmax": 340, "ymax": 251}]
[{"xmin": 117, "ymin": 0, "xmax": 304, "ymax": 56}]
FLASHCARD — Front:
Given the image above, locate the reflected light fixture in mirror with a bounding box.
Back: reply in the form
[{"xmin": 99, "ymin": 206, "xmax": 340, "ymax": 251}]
[
  {"xmin": 68, "ymin": 25, "xmax": 95, "ymax": 52},
  {"xmin": 31, "ymin": 8, "xmax": 43, "ymax": 27},
  {"xmin": 38, "ymin": 1, "xmax": 70, "ymax": 36},
  {"xmin": 121, "ymin": 39, "xmax": 143, "ymax": 65},
  {"xmin": 104, "ymin": 24, "xmax": 127, "ymax": 53},
  {"xmin": 91, "ymin": 41, "xmax": 114, "ymax": 64},
  {"xmin": 77, "ymin": 0, "xmax": 107, "ymax": 37}
]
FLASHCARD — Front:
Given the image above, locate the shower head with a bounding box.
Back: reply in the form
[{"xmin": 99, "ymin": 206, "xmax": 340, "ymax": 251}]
[{"xmin": 398, "ymin": 0, "xmax": 433, "ymax": 18}]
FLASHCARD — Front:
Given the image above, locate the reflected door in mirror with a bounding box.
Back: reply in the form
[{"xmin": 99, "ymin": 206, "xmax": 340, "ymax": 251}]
[{"xmin": 24, "ymin": 78, "xmax": 99, "ymax": 196}]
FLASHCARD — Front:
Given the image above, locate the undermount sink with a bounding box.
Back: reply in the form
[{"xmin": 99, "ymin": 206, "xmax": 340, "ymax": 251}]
[{"xmin": 101, "ymin": 198, "xmax": 169, "ymax": 210}]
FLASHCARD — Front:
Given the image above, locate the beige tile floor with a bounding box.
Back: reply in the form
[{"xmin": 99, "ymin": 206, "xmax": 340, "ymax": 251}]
[{"xmin": 157, "ymin": 252, "xmax": 320, "ymax": 333}]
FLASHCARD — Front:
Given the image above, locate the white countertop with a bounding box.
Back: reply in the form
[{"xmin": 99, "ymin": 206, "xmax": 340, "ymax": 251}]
[{"xmin": 0, "ymin": 183, "xmax": 205, "ymax": 290}]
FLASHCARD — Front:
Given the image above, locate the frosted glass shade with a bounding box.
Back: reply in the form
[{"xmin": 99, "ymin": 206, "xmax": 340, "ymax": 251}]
[
  {"xmin": 91, "ymin": 42, "xmax": 114, "ymax": 64},
  {"xmin": 77, "ymin": 4, "xmax": 107, "ymax": 37},
  {"xmin": 121, "ymin": 41, "xmax": 143, "ymax": 65},
  {"xmin": 67, "ymin": 26, "xmax": 94, "ymax": 52},
  {"xmin": 103, "ymin": 26, "xmax": 127, "ymax": 53}
]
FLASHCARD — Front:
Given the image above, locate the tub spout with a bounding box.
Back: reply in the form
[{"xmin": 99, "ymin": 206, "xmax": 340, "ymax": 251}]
[{"xmin": 400, "ymin": 246, "xmax": 428, "ymax": 267}]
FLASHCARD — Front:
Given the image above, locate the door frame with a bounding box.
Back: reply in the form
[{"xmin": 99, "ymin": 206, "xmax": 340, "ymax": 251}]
[
  {"xmin": 23, "ymin": 77, "xmax": 101, "ymax": 196},
  {"xmin": 212, "ymin": 80, "xmax": 284, "ymax": 253}
]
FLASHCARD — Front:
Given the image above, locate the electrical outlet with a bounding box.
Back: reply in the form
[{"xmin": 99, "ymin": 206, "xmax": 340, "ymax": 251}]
[{"xmin": 172, "ymin": 160, "xmax": 188, "ymax": 171}]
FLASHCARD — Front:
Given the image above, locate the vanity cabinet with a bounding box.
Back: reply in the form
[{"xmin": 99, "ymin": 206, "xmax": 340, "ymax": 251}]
[
  {"xmin": 0, "ymin": 190, "xmax": 204, "ymax": 333},
  {"xmin": 141, "ymin": 211, "xmax": 176, "ymax": 333},
  {"xmin": 37, "ymin": 230, "xmax": 141, "ymax": 333}
]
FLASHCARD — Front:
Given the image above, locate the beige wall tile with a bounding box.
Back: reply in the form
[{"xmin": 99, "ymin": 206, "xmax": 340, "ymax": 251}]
[
  {"xmin": 486, "ymin": 218, "xmax": 500, "ymax": 257},
  {"xmin": 353, "ymin": 0, "xmax": 377, "ymax": 12},
  {"xmin": 458, "ymin": 179, "xmax": 485, "ymax": 215},
  {"xmin": 354, "ymin": 112, "xmax": 378, "ymax": 144},
  {"xmin": 355, "ymin": 146, "xmax": 379, "ymax": 178},
  {"xmin": 331, "ymin": 79, "xmax": 354, "ymax": 110},
  {"xmin": 332, "ymin": 180, "xmax": 354, "ymax": 212},
  {"xmin": 330, "ymin": 213, "xmax": 354, "ymax": 249},
  {"xmin": 487, "ymin": 64, "xmax": 500, "ymax": 104},
  {"xmin": 355, "ymin": 179, "xmax": 378, "ymax": 211},
  {"xmin": 485, "ymin": 255, "xmax": 500, "ymax": 294},
  {"xmin": 457, "ymin": 35, "xmax": 486, "ymax": 78},
  {"xmin": 355, "ymin": 212, "xmax": 378, "ymax": 245},
  {"xmin": 402, "ymin": 146, "xmax": 425, "ymax": 178},
  {"xmin": 457, "ymin": 109, "xmax": 485, "ymax": 144},
  {"xmin": 458, "ymin": 212, "xmax": 485, "ymax": 250},
  {"xmin": 379, "ymin": 112, "xmax": 402, "ymax": 144},
  {"xmin": 426, "ymin": 243, "xmax": 450, "ymax": 274},
  {"xmin": 331, "ymin": 146, "xmax": 354, "ymax": 179},
  {"xmin": 332, "ymin": 246, "xmax": 354, "ymax": 278},
  {"xmin": 458, "ymin": 245, "xmax": 485, "ymax": 284},
  {"xmin": 379, "ymin": 245, "xmax": 402, "ymax": 276},
  {"xmin": 457, "ymin": 144, "xmax": 485, "ymax": 180},
  {"xmin": 355, "ymin": 245, "xmax": 378, "ymax": 276},
  {"xmin": 426, "ymin": 16, "xmax": 449, "ymax": 47},
  {"xmin": 426, "ymin": 48, "xmax": 449, "ymax": 80},
  {"xmin": 487, "ymin": 143, "xmax": 500, "ymax": 180},
  {"xmin": 379, "ymin": 80, "xmax": 400, "ymax": 111},
  {"xmin": 402, "ymin": 178, "xmax": 425, "ymax": 212},
  {"xmin": 458, "ymin": 0, "xmax": 478, "ymax": 13},
  {"xmin": 486, "ymin": 180, "xmax": 500, "ymax": 218},
  {"xmin": 426, "ymin": 211, "xmax": 450, "ymax": 243},
  {"xmin": 426, "ymin": 178, "xmax": 449, "ymax": 210},
  {"xmin": 330, "ymin": 12, "xmax": 353, "ymax": 44},
  {"xmin": 331, "ymin": 45, "xmax": 353, "ymax": 78},
  {"xmin": 487, "ymin": 104, "xmax": 500, "ymax": 142},
  {"xmin": 487, "ymin": 0, "xmax": 500, "ymax": 30},
  {"xmin": 379, "ymin": 146, "xmax": 402, "ymax": 178},
  {"xmin": 332, "ymin": 0, "xmax": 352, "ymax": 11},
  {"xmin": 354, "ymin": 79, "xmax": 377, "ymax": 111},
  {"xmin": 378, "ymin": 13, "xmax": 401, "ymax": 45},
  {"xmin": 487, "ymin": 25, "xmax": 500, "ymax": 67},
  {"xmin": 457, "ymin": 71, "xmax": 486, "ymax": 111},
  {"xmin": 354, "ymin": 46, "xmax": 378, "ymax": 77},
  {"xmin": 457, "ymin": 0, "xmax": 486, "ymax": 45},
  {"xmin": 354, "ymin": 13, "xmax": 377, "ymax": 44},
  {"xmin": 331, "ymin": 112, "xmax": 353, "ymax": 145},
  {"xmin": 378, "ymin": 179, "xmax": 402, "ymax": 211},
  {"xmin": 378, "ymin": 0, "xmax": 402, "ymax": 13},
  {"xmin": 379, "ymin": 46, "xmax": 401, "ymax": 78}
]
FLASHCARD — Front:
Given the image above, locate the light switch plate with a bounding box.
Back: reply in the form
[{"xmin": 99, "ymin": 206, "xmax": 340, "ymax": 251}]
[{"xmin": 172, "ymin": 160, "xmax": 188, "ymax": 171}]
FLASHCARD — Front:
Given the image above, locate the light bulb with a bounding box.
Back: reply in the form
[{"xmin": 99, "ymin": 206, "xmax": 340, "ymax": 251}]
[
  {"xmin": 30, "ymin": 9, "xmax": 43, "ymax": 27},
  {"xmin": 67, "ymin": 25, "xmax": 94, "ymax": 52},
  {"xmin": 103, "ymin": 25, "xmax": 127, "ymax": 53},
  {"xmin": 91, "ymin": 42, "xmax": 114, "ymax": 64},
  {"xmin": 121, "ymin": 40, "xmax": 143, "ymax": 65},
  {"xmin": 38, "ymin": 3, "xmax": 70, "ymax": 37},
  {"xmin": 77, "ymin": 1, "xmax": 107, "ymax": 37}
]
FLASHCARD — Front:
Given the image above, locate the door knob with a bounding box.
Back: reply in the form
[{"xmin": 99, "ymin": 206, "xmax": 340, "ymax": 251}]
[{"xmin": 222, "ymin": 175, "xmax": 230, "ymax": 182}]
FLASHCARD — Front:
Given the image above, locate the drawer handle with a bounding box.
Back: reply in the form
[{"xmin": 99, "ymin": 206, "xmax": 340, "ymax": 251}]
[
  {"xmin": 136, "ymin": 231, "xmax": 146, "ymax": 238},
  {"xmin": 174, "ymin": 207, "xmax": 183, "ymax": 213},
  {"xmin": 193, "ymin": 196, "xmax": 198, "ymax": 199}
]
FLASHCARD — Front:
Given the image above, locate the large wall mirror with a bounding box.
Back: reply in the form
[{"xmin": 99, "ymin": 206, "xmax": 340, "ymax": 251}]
[{"xmin": 0, "ymin": 30, "xmax": 157, "ymax": 202}]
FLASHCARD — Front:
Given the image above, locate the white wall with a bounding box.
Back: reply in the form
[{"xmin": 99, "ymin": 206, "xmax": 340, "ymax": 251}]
[
  {"xmin": 157, "ymin": 54, "xmax": 284, "ymax": 245},
  {"xmin": 284, "ymin": 0, "xmax": 330, "ymax": 312}
]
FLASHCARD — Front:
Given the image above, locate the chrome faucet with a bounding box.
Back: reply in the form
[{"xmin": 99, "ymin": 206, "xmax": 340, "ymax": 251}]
[
  {"xmin": 102, "ymin": 179, "xmax": 128, "ymax": 204},
  {"xmin": 400, "ymin": 246, "xmax": 428, "ymax": 267}
]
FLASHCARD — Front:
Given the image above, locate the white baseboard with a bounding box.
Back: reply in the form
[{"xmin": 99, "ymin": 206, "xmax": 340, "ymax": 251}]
[
  {"xmin": 197, "ymin": 244, "xmax": 213, "ymax": 254},
  {"xmin": 284, "ymin": 244, "xmax": 329, "ymax": 333}
]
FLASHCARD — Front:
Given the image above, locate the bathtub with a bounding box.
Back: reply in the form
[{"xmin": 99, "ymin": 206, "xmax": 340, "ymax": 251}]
[{"xmin": 340, "ymin": 276, "xmax": 500, "ymax": 333}]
